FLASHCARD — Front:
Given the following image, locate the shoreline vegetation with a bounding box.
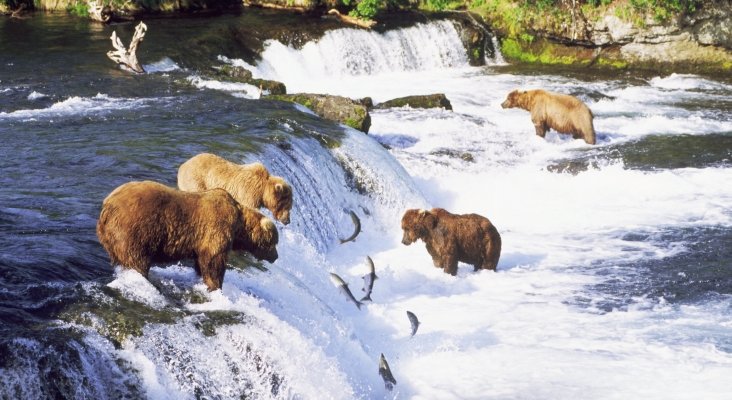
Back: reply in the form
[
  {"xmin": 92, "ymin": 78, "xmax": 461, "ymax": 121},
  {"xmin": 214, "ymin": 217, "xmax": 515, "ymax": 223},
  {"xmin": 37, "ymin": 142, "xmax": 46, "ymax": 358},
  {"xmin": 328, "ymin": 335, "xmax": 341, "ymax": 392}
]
[{"xmin": 2, "ymin": 0, "xmax": 730, "ymax": 73}]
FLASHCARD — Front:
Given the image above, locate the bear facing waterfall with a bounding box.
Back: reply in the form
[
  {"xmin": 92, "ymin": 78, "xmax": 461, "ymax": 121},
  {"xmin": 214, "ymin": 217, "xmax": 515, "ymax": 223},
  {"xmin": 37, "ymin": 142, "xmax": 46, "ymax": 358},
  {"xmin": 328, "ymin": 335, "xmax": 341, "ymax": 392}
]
[
  {"xmin": 401, "ymin": 208, "xmax": 501, "ymax": 276},
  {"xmin": 96, "ymin": 181, "xmax": 279, "ymax": 291},
  {"xmin": 178, "ymin": 153, "xmax": 293, "ymax": 224}
]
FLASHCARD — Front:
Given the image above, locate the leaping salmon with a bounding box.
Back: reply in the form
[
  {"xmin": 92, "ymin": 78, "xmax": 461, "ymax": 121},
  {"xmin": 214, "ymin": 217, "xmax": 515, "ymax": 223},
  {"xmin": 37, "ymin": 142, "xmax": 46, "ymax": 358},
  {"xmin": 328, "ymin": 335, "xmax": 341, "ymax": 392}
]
[
  {"xmin": 339, "ymin": 210, "xmax": 361, "ymax": 244},
  {"xmin": 329, "ymin": 272, "xmax": 363, "ymax": 310},
  {"xmin": 360, "ymin": 256, "xmax": 378, "ymax": 302},
  {"xmin": 406, "ymin": 310, "xmax": 420, "ymax": 337},
  {"xmin": 378, "ymin": 353, "xmax": 397, "ymax": 391}
]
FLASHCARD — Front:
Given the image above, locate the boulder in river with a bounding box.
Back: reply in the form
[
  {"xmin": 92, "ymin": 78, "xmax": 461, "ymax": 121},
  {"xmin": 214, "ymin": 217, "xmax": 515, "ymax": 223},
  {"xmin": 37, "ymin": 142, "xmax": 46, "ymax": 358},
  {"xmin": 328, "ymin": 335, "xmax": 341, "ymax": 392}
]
[
  {"xmin": 268, "ymin": 93, "xmax": 372, "ymax": 133},
  {"xmin": 375, "ymin": 93, "xmax": 453, "ymax": 110},
  {"xmin": 213, "ymin": 65, "xmax": 287, "ymax": 95}
]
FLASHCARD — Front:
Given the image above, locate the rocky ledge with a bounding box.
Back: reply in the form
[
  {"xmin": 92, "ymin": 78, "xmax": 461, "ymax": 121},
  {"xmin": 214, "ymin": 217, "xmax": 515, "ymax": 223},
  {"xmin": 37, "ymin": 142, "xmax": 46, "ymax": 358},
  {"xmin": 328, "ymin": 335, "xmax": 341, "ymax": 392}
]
[{"xmin": 488, "ymin": 0, "xmax": 732, "ymax": 73}]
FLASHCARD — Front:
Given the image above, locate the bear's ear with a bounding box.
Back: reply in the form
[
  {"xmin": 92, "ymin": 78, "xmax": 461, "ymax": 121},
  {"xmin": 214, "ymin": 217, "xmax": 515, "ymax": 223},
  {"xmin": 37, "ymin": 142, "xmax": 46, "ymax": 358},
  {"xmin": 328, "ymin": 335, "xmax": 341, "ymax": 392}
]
[
  {"xmin": 260, "ymin": 218, "xmax": 278, "ymax": 243},
  {"xmin": 423, "ymin": 211, "xmax": 438, "ymax": 228}
]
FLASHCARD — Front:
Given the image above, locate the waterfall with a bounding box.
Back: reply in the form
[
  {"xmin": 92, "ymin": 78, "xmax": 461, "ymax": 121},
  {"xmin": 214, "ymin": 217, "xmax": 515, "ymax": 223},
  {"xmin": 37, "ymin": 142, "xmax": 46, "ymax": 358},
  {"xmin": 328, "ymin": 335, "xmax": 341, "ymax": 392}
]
[
  {"xmin": 248, "ymin": 20, "xmax": 471, "ymax": 83},
  {"xmin": 248, "ymin": 125, "xmax": 427, "ymax": 252}
]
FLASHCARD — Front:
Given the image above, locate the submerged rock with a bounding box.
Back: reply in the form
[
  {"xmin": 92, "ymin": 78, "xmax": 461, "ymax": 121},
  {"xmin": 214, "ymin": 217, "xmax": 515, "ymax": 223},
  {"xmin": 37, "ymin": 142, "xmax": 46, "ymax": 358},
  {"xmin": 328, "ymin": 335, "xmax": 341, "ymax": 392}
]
[
  {"xmin": 375, "ymin": 94, "xmax": 453, "ymax": 110},
  {"xmin": 431, "ymin": 148, "xmax": 474, "ymax": 162},
  {"xmin": 268, "ymin": 93, "xmax": 372, "ymax": 133},
  {"xmin": 213, "ymin": 65, "xmax": 287, "ymax": 95}
]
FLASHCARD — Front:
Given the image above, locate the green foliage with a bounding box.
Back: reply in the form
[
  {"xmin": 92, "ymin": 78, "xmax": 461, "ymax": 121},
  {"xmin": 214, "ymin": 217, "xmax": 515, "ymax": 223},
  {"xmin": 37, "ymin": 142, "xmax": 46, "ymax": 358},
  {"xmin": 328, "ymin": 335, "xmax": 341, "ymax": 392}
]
[
  {"xmin": 350, "ymin": 0, "xmax": 382, "ymax": 19},
  {"xmin": 67, "ymin": 0, "xmax": 89, "ymax": 17},
  {"xmin": 423, "ymin": 0, "xmax": 450, "ymax": 10}
]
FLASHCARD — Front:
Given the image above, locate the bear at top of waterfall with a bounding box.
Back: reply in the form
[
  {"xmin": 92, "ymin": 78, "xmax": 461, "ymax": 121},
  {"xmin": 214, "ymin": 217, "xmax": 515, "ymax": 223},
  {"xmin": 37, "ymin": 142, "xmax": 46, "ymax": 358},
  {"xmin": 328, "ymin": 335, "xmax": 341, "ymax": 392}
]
[
  {"xmin": 501, "ymin": 89, "xmax": 596, "ymax": 145},
  {"xmin": 400, "ymin": 208, "xmax": 502, "ymax": 276},
  {"xmin": 177, "ymin": 153, "xmax": 293, "ymax": 225},
  {"xmin": 96, "ymin": 181, "xmax": 279, "ymax": 292}
]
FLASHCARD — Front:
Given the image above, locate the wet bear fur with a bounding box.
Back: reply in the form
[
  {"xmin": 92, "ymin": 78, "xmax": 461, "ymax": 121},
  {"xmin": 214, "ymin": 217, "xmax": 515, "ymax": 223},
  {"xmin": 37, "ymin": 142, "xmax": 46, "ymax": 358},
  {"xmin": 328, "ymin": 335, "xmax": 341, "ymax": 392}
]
[
  {"xmin": 177, "ymin": 153, "xmax": 293, "ymax": 224},
  {"xmin": 501, "ymin": 89, "xmax": 596, "ymax": 145},
  {"xmin": 401, "ymin": 208, "xmax": 501, "ymax": 276},
  {"xmin": 96, "ymin": 180, "xmax": 279, "ymax": 291}
]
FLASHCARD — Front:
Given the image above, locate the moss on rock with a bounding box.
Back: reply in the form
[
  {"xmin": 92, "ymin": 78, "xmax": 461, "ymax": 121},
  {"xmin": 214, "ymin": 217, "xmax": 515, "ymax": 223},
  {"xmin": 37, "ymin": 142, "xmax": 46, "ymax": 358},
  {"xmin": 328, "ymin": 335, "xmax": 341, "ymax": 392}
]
[{"xmin": 268, "ymin": 93, "xmax": 372, "ymax": 133}]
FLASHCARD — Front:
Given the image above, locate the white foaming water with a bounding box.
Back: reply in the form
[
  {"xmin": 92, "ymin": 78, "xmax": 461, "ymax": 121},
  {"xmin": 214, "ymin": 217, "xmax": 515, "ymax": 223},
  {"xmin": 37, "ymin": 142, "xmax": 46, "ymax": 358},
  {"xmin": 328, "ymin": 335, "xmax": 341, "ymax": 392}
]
[
  {"xmin": 144, "ymin": 57, "xmax": 181, "ymax": 73},
  {"xmin": 98, "ymin": 22, "xmax": 732, "ymax": 399},
  {"xmin": 253, "ymin": 20, "xmax": 467, "ymax": 82},
  {"xmin": 187, "ymin": 75, "xmax": 261, "ymax": 99},
  {"xmin": 0, "ymin": 93, "xmax": 155, "ymax": 120},
  {"xmin": 27, "ymin": 91, "xmax": 47, "ymax": 101}
]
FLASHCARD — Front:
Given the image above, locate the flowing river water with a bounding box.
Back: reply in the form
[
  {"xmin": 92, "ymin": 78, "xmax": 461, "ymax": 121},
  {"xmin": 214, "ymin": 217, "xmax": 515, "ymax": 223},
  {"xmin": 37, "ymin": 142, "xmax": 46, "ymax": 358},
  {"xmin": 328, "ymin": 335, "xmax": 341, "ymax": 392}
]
[{"xmin": 1, "ymin": 11, "xmax": 732, "ymax": 399}]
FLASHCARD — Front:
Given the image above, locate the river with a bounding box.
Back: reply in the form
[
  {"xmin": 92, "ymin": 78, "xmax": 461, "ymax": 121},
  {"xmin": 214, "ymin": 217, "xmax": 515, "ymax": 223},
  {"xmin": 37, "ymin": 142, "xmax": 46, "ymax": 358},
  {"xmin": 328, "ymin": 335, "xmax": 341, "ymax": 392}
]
[{"xmin": 1, "ymin": 11, "xmax": 731, "ymax": 399}]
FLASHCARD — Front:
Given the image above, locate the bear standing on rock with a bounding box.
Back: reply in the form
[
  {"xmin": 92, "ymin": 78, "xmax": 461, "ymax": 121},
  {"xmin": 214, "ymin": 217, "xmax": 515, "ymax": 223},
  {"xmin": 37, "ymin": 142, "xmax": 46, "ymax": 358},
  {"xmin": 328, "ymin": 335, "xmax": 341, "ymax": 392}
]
[
  {"xmin": 96, "ymin": 181, "xmax": 279, "ymax": 291},
  {"xmin": 401, "ymin": 208, "xmax": 501, "ymax": 276},
  {"xmin": 501, "ymin": 89, "xmax": 596, "ymax": 145},
  {"xmin": 177, "ymin": 153, "xmax": 293, "ymax": 224}
]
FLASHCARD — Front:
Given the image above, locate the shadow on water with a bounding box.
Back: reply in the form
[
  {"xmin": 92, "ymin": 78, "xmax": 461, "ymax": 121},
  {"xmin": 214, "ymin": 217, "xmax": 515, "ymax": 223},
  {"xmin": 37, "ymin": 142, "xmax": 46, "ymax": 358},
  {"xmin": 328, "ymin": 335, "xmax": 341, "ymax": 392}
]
[
  {"xmin": 570, "ymin": 226, "xmax": 732, "ymax": 312},
  {"xmin": 547, "ymin": 133, "xmax": 732, "ymax": 173}
]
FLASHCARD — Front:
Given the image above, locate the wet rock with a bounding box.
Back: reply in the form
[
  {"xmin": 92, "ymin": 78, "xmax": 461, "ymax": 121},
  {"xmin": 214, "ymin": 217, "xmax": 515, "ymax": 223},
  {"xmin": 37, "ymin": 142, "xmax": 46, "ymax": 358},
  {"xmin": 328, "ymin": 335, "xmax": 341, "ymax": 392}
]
[
  {"xmin": 431, "ymin": 148, "xmax": 474, "ymax": 162},
  {"xmin": 213, "ymin": 65, "xmax": 287, "ymax": 95},
  {"xmin": 375, "ymin": 94, "xmax": 452, "ymax": 110},
  {"xmin": 268, "ymin": 93, "xmax": 371, "ymax": 133}
]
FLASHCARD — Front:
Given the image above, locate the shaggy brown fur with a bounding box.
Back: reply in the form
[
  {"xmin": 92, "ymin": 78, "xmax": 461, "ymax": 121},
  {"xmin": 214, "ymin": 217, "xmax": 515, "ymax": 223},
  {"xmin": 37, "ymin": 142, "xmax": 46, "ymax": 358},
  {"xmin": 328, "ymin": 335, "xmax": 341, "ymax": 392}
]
[
  {"xmin": 96, "ymin": 181, "xmax": 279, "ymax": 291},
  {"xmin": 177, "ymin": 153, "xmax": 293, "ymax": 224},
  {"xmin": 501, "ymin": 89, "xmax": 596, "ymax": 145},
  {"xmin": 401, "ymin": 208, "xmax": 501, "ymax": 276}
]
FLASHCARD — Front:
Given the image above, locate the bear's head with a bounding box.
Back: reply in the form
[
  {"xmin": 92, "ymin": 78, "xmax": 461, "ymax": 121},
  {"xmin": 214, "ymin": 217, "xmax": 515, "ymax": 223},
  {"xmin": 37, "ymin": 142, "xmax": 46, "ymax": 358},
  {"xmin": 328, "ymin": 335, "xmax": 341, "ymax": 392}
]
[
  {"xmin": 264, "ymin": 177, "xmax": 293, "ymax": 225},
  {"xmin": 401, "ymin": 209, "xmax": 438, "ymax": 245},
  {"xmin": 235, "ymin": 207, "xmax": 279, "ymax": 263},
  {"xmin": 501, "ymin": 90, "xmax": 524, "ymax": 109}
]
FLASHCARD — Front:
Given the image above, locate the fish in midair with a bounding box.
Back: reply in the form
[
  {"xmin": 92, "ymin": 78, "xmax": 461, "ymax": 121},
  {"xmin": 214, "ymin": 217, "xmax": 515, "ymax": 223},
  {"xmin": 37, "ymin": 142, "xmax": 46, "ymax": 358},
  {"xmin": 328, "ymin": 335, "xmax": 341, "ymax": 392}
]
[
  {"xmin": 339, "ymin": 210, "xmax": 361, "ymax": 244},
  {"xmin": 378, "ymin": 353, "xmax": 397, "ymax": 391},
  {"xmin": 360, "ymin": 256, "xmax": 378, "ymax": 302},
  {"xmin": 406, "ymin": 311, "xmax": 420, "ymax": 337},
  {"xmin": 329, "ymin": 273, "xmax": 362, "ymax": 310}
]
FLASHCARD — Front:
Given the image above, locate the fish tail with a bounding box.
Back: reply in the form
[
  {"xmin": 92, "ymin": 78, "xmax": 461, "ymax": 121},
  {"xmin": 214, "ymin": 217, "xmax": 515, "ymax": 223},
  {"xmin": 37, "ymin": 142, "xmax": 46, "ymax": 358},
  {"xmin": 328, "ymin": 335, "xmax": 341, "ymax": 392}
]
[{"xmin": 361, "ymin": 294, "xmax": 372, "ymax": 302}]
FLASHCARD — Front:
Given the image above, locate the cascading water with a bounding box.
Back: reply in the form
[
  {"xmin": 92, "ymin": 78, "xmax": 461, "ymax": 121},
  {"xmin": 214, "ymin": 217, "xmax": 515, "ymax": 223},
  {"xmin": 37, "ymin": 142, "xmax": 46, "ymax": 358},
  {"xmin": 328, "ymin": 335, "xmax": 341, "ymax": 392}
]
[
  {"xmin": 2, "ymin": 12, "xmax": 732, "ymax": 400},
  {"xmin": 252, "ymin": 20, "xmax": 469, "ymax": 80}
]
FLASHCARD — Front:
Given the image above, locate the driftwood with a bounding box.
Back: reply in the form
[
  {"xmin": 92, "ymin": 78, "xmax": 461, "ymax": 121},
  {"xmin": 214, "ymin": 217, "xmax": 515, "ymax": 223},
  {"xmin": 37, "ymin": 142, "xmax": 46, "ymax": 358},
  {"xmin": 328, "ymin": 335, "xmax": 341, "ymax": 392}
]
[
  {"xmin": 326, "ymin": 9, "xmax": 376, "ymax": 29},
  {"xmin": 88, "ymin": 0, "xmax": 112, "ymax": 23},
  {"xmin": 9, "ymin": 3, "xmax": 28, "ymax": 19},
  {"xmin": 107, "ymin": 22, "xmax": 147, "ymax": 73}
]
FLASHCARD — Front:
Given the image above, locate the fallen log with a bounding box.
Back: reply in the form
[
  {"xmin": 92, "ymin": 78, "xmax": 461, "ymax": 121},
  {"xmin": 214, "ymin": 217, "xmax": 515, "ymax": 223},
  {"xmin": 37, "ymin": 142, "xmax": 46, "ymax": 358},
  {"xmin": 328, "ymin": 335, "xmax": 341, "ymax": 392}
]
[
  {"xmin": 326, "ymin": 9, "xmax": 376, "ymax": 29},
  {"xmin": 107, "ymin": 22, "xmax": 147, "ymax": 73}
]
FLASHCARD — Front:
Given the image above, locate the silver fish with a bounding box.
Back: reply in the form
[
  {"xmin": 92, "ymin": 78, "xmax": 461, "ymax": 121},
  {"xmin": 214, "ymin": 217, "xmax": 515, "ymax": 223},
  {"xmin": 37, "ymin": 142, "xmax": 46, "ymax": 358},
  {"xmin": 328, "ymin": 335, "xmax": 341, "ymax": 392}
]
[
  {"xmin": 360, "ymin": 256, "xmax": 378, "ymax": 302},
  {"xmin": 329, "ymin": 273, "xmax": 362, "ymax": 310},
  {"xmin": 378, "ymin": 353, "xmax": 397, "ymax": 391},
  {"xmin": 406, "ymin": 311, "xmax": 420, "ymax": 337},
  {"xmin": 339, "ymin": 210, "xmax": 361, "ymax": 244}
]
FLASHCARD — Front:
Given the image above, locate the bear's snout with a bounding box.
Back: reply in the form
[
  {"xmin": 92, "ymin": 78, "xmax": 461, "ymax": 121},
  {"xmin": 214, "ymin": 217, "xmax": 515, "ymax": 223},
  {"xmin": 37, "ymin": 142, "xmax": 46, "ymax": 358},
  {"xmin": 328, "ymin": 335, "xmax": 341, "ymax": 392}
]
[
  {"xmin": 276, "ymin": 211, "xmax": 290, "ymax": 225},
  {"xmin": 501, "ymin": 99, "xmax": 510, "ymax": 109},
  {"xmin": 401, "ymin": 232, "xmax": 414, "ymax": 245},
  {"xmin": 264, "ymin": 248, "xmax": 278, "ymax": 263}
]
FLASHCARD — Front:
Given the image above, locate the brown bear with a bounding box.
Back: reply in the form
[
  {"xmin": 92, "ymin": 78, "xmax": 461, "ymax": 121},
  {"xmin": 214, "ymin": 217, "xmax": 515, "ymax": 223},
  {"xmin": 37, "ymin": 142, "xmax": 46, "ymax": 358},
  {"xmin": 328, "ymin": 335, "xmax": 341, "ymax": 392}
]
[
  {"xmin": 177, "ymin": 153, "xmax": 293, "ymax": 224},
  {"xmin": 501, "ymin": 89, "xmax": 596, "ymax": 145},
  {"xmin": 401, "ymin": 208, "xmax": 501, "ymax": 276},
  {"xmin": 96, "ymin": 180, "xmax": 279, "ymax": 291}
]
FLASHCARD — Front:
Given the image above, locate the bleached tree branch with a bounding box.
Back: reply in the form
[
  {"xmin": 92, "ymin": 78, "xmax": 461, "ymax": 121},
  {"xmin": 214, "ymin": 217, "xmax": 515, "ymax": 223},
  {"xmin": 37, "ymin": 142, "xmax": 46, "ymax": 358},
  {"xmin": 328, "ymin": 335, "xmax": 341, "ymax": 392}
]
[{"xmin": 106, "ymin": 22, "xmax": 147, "ymax": 73}]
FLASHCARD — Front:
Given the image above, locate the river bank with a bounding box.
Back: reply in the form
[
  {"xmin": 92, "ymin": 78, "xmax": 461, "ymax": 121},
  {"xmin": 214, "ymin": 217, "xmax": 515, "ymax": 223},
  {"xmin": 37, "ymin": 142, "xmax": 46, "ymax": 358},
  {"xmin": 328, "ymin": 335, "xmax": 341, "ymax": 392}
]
[{"xmin": 3, "ymin": 0, "xmax": 731, "ymax": 74}]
